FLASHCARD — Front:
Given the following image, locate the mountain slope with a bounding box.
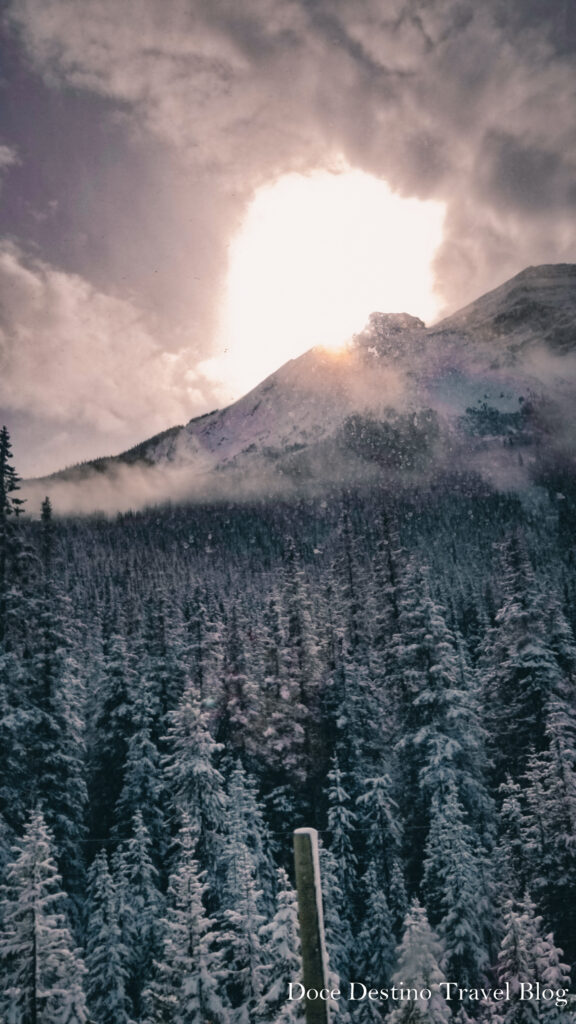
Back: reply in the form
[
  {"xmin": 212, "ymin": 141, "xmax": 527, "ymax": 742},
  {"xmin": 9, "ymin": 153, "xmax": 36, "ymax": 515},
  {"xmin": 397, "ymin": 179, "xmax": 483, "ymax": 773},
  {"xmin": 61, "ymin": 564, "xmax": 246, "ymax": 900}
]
[{"xmin": 431, "ymin": 263, "xmax": 576, "ymax": 356}]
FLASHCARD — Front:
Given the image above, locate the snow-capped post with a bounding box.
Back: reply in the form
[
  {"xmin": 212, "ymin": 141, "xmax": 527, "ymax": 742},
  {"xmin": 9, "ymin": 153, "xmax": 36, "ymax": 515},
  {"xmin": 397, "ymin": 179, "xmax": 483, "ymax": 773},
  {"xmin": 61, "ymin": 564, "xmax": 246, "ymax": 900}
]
[{"xmin": 293, "ymin": 827, "xmax": 331, "ymax": 1024}]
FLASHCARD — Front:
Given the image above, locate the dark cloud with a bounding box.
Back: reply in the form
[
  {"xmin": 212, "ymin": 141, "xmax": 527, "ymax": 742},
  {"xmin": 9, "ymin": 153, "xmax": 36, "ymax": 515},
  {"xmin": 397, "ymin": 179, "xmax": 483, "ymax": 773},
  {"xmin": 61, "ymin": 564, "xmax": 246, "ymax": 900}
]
[
  {"xmin": 481, "ymin": 132, "xmax": 573, "ymax": 212},
  {"xmin": 1, "ymin": 0, "xmax": 575, "ymax": 473},
  {"xmin": 493, "ymin": 0, "xmax": 576, "ymax": 55}
]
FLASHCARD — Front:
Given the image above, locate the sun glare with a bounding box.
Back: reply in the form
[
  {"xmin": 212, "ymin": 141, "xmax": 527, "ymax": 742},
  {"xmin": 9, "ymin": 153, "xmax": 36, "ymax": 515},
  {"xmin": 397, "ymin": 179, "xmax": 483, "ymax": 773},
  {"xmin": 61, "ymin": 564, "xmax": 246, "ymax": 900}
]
[{"xmin": 205, "ymin": 167, "xmax": 445, "ymax": 397}]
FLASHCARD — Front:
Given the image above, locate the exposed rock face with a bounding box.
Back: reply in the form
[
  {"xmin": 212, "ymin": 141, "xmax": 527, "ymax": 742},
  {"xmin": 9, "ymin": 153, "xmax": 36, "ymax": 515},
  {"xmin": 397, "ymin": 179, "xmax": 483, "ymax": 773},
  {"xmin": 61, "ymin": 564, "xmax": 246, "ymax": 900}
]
[
  {"xmin": 353, "ymin": 312, "xmax": 426, "ymax": 360},
  {"xmin": 365, "ymin": 312, "xmax": 426, "ymax": 336}
]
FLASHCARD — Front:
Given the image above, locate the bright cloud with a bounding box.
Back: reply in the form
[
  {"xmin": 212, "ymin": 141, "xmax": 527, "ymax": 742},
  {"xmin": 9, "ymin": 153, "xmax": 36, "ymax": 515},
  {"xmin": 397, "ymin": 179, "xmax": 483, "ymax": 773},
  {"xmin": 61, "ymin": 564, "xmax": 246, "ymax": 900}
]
[
  {"xmin": 207, "ymin": 168, "xmax": 445, "ymax": 395},
  {"xmin": 0, "ymin": 244, "xmax": 223, "ymax": 473}
]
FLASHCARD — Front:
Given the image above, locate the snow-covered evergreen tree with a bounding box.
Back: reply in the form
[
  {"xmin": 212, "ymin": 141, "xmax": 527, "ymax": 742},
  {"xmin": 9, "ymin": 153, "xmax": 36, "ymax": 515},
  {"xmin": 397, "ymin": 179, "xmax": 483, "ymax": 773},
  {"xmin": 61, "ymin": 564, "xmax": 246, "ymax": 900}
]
[
  {"xmin": 515, "ymin": 746, "xmax": 576, "ymax": 967},
  {"xmin": 496, "ymin": 775, "xmax": 530, "ymax": 900},
  {"xmin": 256, "ymin": 868, "xmax": 303, "ymax": 1023},
  {"xmin": 163, "ymin": 682, "xmax": 227, "ymax": 857},
  {"xmin": 219, "ymin": 761, "xmax": 276, "ymax": 913},
  {"xmin": 496, "ymin": 894, "xmax": 571, "ymax": 1024},
  {"xmin": 85, "ymin": 849, "xmax": 129, "ymax": 1024},
  {"xmin": 216, "ymin": 850, "xmax": 265, "ymax": 1023},
  {"xmin": 480, "ymin": 537, "xmax": 567, "ymax": 785},
  {"xmin": 113, "ymin": 687, "xmax": 166, "ymax": 866},
  {"xmin": 356, "ymin": 771, "xmax": 403, "ymax": 888},
  {"xmin": 214, "ymin": 763, "xmax": 276, "ymax": 1023},
  {"xmin": 182, "ymin": 584, "xmax": 217, "ymax": 698},
  {"xmin": 0, "ymin": 424, "xmax": 26, "ymax": 642},
  {"xmin": 215, "ymin": 604, "xmax": 260, "ymax": 762},
  {"xmin": 388, "ymin": 900, "xmax": 451, "ymax": 1024},
  {"xmin": 355, "ymin": 860, "xmax": 396, "ymax": 989},
  {"xmin": 27, "ymin": 497, "xmax": 88, "ymax": 914},
  {"xmin": 0, "ymin": 809, "xmax": 87, "ymax": 1024},
  {"xmin": 114, "ymin": 810, "xmax": 164, "ymax": 1020},
  {"xmin": 136, "ymin": 596, "xmax": 186, "ymax": 725},
  {"xmin": 388, "ymin": 857, "xmax": 409, "ymax": 938},
  {"xmin": 143, "ymin": 813, "xmax": 225, "ymax": 1024},
  {"xmin": 391, "ymin": 560, "xmax": 492, "ymax": 887},
  {"xmin": 326, "ymin": 755, "xmax": 358, "ymax": 903},
  {"xmin": 0, "ymin": 429, "xmax": 38, "ymax": 834},
  {"xmin": 319, "ymin": 842, "xmax": 353, "ymax": 992},
  {"xmin": 89, "ymin": 624, "xmax": 135, "ymax": 838},
  {"xmin": 423, "ymin": 780, "xmax": 493, "ymax": 988},
  {"xmin": 259, "ymin": 585, "xmax": 315, "ymax": 811},
  {"xmin": 274, "ymin": 538, "xmax": 320, "ymax": 785}
]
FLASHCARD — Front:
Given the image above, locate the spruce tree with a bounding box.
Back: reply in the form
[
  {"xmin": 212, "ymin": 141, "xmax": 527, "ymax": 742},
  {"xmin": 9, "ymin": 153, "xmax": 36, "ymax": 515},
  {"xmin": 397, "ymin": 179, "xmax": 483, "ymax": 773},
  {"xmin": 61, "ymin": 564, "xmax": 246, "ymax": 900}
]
[
  {"xmin": 319, "ymin": 842, "xmax": 353, "ymax": 992},
  {"xmin": 517, "ymin": 747, "xmax": 576, "ymax": 964},
  {"xmin": 214, "ymin": 764, "xmax": 276, "ymax": 1023},
  {"xmin": 182, "ymin": 584, "xmax": 216, "ymax": 698},
  {"xmin": 113, "ymin": 687, "xmax": 166, "ymax": 867},
  {"xmin": 136, "ymin": 596, "xmax": 186, "ymax": 730},
  {"xmin": 391, "ymin": 559, "xmax": 492, "ymax": 885},
  {"xmin": 215, "ymin": 604, "xmax": 261, "ymax": 765},
  {"xmin": 0, "ymin": 809, "xmax": 87, "ymax": 1024},
  {"xmin": 143, "ymin": 814, "xmax": 224, "ymax": 1024},
  {"xmin": 355, "ymin": 861, "xmax": 396, "ymax": 990},
  {"xmin": 480, "ymin": 537, "xmax": 568, "ymax": 785},
  {"xmin": 85, "ymin": 850, "xmax": 129, "ymax": 1024},
  {"xmin": 495, "ymin": 776, "xmax": 530, "ymax": 901},
  {"xmin": 89, "ymin": 624, "xmax": 135, "ymax": 839},
  {"xmin": 163, "ymin": 682, "xmax": 227, "ymax": 861},
  {"xmin": 496, "ymin": 894, "xmax": 570, "ymax": 1024},
  {"xmin": 28, "ymin": 496, "xmax": 88, "ymax": 914},
  {"xmin": 114, "ymin": 810, "xmax": 164, "ymax": 1020},
  {"xmin": 256, "ymin": 869, "xmax": 303, "ymax": 1023},
  {"xmin": 277, "ymin": 538, "xmax": 319, "ymax": 784},
  {"xmin": 388, "ymin": 900, "xmax": 451, "ymax": 1024},
  {"xmin": 0, "ymin": 424, "xmax": 26, "ymax": 643},
  {"xmin": 326, "ymin": 755, "xmax": 358, "ymax": 903},
  {"xmin": 216, "ymin": 844, "xmax": 265, "ymax": 1024},
  {"xmin": 392, "ymin": 561, "xmax": 487, "ymax": 790},
  {"xmin": 0, "ymin": 427, "xmax": 35, "ymax": 833},
  {"xmin": 422, "ymin": 781, "xmax": 493, "ymax": 988},
  {"xmin": 356, "ymin": 771, "xmax": 403, "ymax": 888}
]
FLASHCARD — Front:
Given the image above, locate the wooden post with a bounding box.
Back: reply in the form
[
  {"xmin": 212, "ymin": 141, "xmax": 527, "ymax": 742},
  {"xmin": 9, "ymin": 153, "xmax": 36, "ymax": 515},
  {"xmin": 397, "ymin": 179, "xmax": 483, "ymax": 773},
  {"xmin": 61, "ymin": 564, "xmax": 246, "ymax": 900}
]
[{"xmin": 293, "ymin": 827, "xmax": 330, "ymax": 1024}]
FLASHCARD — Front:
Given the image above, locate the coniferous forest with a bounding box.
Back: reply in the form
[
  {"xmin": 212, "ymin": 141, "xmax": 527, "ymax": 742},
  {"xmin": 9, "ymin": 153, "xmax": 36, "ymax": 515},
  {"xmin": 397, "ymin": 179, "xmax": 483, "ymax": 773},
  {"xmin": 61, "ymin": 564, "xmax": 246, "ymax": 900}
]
[{"xmin": 1, "ymin": 423, "xmax": 576, "ymax": 1023}]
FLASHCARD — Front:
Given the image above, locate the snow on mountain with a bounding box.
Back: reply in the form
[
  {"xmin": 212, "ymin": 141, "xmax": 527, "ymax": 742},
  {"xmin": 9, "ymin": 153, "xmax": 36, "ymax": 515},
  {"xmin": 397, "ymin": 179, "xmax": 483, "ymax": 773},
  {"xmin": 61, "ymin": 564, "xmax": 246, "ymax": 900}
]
[
  {"xmin": 430, "ymin": 264, "xmax": 576, "ymax": 356},
  {"xmin": 172, "ymin": 341, "xmax": 409, "ymax": 465},
  {"xmin": 24, "ymin": 264, "xmax": 576, "ymax": 512}
]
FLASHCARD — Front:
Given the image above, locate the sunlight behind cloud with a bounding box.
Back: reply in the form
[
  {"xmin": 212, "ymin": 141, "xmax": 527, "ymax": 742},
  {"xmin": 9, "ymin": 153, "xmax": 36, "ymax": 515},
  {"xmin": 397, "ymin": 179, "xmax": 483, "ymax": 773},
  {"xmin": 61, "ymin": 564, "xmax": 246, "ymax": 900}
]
[{"xmin": 204, "ymin": 167, "xmax": 445, "ymax": 397}]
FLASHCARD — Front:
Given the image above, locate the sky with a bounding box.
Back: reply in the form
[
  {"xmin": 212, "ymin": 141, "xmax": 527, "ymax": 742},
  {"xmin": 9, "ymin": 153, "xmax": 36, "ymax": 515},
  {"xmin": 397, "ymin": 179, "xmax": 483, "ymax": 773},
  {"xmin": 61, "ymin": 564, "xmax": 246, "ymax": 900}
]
[{"xmin": 1, "ymin": 0, "xmax": 576, "ymax": 477}]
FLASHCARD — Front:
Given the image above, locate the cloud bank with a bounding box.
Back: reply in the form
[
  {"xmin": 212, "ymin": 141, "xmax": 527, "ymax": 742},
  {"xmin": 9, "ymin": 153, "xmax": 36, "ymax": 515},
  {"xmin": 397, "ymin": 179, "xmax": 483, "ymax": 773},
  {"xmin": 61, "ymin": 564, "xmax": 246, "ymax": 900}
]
[
  {"xmin": 10, "ymin": 0, "xmax": 576, "ymax": 304},
  {"xmin": 0, "ymin": 243, "xmax": 227, "ymax": 474}
]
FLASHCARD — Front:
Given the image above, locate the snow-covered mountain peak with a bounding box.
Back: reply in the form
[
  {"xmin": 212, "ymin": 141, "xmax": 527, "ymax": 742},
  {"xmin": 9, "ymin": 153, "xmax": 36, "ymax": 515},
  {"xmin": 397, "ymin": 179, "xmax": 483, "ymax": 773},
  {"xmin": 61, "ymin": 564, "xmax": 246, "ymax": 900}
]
[{"xmin": 26, "ymin": 263, "xmax": 576, "ymax": 513}]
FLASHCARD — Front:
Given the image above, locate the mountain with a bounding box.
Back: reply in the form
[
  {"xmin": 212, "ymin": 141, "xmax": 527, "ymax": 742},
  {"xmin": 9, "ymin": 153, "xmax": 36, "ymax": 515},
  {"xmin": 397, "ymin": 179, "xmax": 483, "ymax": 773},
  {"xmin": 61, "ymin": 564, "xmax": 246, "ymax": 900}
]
[{"xmin": 24, "ymin": 264, "xmax": 576, "ymax": 513}]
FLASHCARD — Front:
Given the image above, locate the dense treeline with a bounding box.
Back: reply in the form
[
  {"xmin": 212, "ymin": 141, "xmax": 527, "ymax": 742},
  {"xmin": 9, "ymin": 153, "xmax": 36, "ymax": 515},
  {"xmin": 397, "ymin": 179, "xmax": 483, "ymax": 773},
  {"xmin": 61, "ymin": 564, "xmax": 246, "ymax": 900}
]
[{"xmin": 1, "ymin": 424, "xmax": 576, "ymax": 1022}]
